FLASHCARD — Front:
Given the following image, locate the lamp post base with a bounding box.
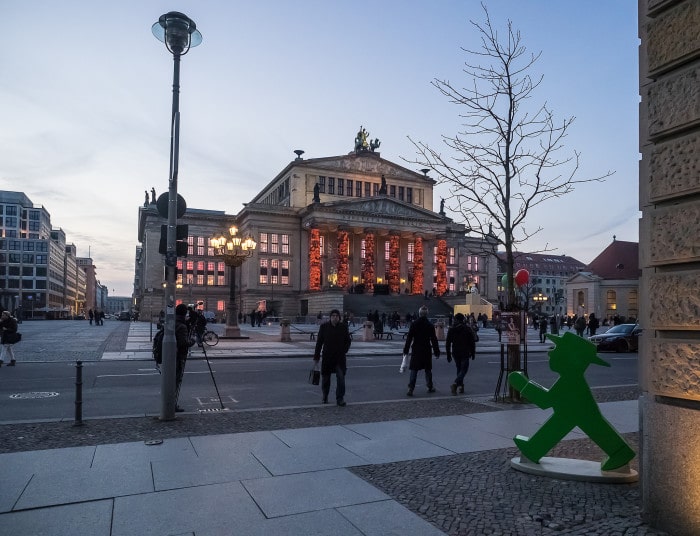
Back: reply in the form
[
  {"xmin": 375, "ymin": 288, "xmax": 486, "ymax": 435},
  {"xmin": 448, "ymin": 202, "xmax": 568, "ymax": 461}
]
[{"xmin": 223, "ymin": 325, "xmax": 241, "ymax": 338}]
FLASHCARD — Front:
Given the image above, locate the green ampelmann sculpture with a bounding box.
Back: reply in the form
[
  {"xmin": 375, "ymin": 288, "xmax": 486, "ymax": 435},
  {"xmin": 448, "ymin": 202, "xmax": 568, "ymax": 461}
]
[{"xmin": 508, "ymin": 331, "xmax": 636, "ymax": 471}]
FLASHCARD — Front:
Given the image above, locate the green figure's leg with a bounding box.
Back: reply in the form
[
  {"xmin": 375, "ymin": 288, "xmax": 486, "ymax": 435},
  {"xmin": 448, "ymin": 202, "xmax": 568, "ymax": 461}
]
[
  {"xmin": 578, "ymin": 417, "xmax": 636, "ymax": 471},
  {"xmin": 514, "ymin": 413, "xmax": 574, "ymax": 463}
]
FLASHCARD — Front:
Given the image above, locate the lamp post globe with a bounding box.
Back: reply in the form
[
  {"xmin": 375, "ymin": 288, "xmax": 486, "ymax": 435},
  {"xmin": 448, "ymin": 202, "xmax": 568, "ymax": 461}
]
[
  {"xmin": 152, "ymin": 12, "xmax": 202, "ymax": 55},
  {"xmin": 152, "ymin": 11, "xmax": 201, "ymax": 421}
]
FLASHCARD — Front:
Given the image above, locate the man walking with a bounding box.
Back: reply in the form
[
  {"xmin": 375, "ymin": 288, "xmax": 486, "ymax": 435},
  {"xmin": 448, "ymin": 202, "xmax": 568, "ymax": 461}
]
[
  {"xmin": 403, "ymin": 306, "xmax": 440, "ymax": 396},
  {"xmin": 174, "ymin": 303, "xmax": 190, "ymax": 412},
  {"xmin": 313, "ymin": 309, "xmax": 351, "ymax": 406},
  {"xmin": 445, "ymin": 313, "xmax": 476, "ymax": 395}
]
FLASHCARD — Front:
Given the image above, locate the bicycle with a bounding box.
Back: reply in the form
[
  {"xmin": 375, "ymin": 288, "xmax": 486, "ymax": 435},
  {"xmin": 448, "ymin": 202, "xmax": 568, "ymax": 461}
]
[
  {"xmin": 188, "ymin": 329, "xmax": 219, "ymax": 348},
  {"xmin": 201, "ymin": 330, "xmax": 219, "ymax": 347}
]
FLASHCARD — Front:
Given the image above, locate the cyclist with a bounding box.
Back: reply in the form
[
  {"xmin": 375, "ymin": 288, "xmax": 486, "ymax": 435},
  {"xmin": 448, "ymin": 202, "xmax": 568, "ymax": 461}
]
[{"xmin": 193, "ymin": 308, "xmax": 207, "ymax": 345}]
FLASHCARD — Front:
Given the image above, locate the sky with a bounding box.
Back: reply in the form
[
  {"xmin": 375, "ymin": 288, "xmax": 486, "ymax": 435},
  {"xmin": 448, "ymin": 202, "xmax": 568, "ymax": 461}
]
[{"xmin": 1, "ymin": 1, "xmax": 640, "ymax": 296}]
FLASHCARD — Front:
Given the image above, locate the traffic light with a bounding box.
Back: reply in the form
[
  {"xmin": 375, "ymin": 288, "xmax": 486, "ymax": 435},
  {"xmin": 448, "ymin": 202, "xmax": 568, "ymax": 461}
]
[{"xmin": 158, "ymin": 224, "xmax": 189, "ymax": 257}]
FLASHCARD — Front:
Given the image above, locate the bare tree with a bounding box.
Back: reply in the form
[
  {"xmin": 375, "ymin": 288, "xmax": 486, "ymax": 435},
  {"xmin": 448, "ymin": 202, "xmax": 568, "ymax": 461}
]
[{"xmin": 408, "ymin": 5, "xmax": 612, "ymax": 308}]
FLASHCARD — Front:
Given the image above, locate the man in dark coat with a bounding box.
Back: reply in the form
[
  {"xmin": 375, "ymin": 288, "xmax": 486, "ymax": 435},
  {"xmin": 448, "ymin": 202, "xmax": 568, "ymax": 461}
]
[
  {"xmin": 313, "ymin": 309, "xmax": 351, "ymax": 406},
  {"xmin": 445, "ymin": 313, "xmax": 477, "ymax": 395},
  {"xmin": 402, "ymin": 306, "xmax": 440, "ymax": 396},
  {"xmin": 174, "ymin": 303, "xmax": 190, "ymax": 412}
]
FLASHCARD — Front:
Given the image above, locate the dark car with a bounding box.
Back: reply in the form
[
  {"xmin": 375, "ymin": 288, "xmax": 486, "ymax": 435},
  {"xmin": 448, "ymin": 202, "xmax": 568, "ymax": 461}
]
[
  {"xmin": 118, "ymin": 311, "xmax": 131, "ymax": 321},
  {"xmin": 589, "ymin": 323, "xmax": 641, "ymax": 352}
]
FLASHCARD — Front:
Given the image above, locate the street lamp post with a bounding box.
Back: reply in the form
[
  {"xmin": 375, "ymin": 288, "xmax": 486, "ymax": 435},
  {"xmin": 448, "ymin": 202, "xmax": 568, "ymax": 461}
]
[
  {"xmin": 210, "ymin": 226, "xmax": 256, "ymax": 338},
  {"xmin": 152, "ymin": 11, "xmax": 202, "ymax": 421},
  {"xmin": 532, "ymin": 293, "xmax": 548, "ymax": 314},
  {"xmin": 551, "ymin": 292, "xmax": 564, "ymax": 334}
]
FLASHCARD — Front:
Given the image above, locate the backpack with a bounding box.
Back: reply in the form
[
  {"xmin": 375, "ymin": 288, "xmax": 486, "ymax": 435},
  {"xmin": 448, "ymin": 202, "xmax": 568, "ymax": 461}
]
[{"xmin": 152, "ymin": 328, "xmax": 164, "ymax": 364}]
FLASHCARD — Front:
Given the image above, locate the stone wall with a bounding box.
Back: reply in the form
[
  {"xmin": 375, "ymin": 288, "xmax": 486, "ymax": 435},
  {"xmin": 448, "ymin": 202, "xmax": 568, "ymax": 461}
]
[{"xmin": 639, "ymin": 0, "xmax": 700, "ymax": 533}]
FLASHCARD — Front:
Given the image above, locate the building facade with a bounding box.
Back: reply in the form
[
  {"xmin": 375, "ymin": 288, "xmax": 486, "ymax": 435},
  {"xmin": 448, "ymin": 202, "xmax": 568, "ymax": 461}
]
[
  {"xmin": 496, "ymin": 251, "xmax": 585, "ymax": 315},
  {"xmin": 565, "ymin": 239, "xmax": 639, "ymax": 322},
  {"xmin": 134, "ymin": 142, "xmax": 498, "ymax": 320},
  {"xmin": 638, "ymin": 0, "xmax": 700, "ymax": 533},
  {"xmin": 0, "ymin": 191, "xmax": 96, "ymax": 319}
]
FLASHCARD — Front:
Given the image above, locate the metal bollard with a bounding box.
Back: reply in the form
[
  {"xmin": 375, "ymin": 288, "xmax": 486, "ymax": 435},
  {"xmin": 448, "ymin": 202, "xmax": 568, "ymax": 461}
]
[{"xmin": 74, "ymin": 360, "xmax": 84, "ymax": 426}]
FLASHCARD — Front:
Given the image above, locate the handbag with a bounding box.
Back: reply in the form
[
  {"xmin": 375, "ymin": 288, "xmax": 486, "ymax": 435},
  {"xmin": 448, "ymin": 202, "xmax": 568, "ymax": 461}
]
[
  {"xmin": 6, "ymin": 332, "xmax": 21, "ymax": 344},
  {"xmin": 308, "ymin": 361, "xmax": 320, "ymax": 385},
  {"xmin": 399, "ymin": 354, "xmax": 408, "ymax": 373}
]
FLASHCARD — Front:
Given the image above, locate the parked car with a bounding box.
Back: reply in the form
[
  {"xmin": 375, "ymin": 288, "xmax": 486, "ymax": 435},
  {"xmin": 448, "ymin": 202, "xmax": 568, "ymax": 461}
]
[{"xmin": 589, "ymin": 323, "xmax": 641, "ymax": 352}]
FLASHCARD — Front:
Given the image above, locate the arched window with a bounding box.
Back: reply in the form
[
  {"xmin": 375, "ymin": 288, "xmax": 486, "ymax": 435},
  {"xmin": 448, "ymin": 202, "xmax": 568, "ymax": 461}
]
[
  {"xmin": 606, "ymin": 290, "xmax": 617, "ymax": 320},
  {"xmin": 628, "ymin": 289, "xmax": 638, "ymax": 321}
]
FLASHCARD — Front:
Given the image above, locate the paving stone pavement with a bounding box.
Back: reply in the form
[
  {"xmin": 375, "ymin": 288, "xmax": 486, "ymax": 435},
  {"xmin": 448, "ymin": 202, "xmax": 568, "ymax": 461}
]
[
  {"xmin": 0, "ymin": 387, "xmax": 668, "ymax": 535},
  {"xmin": 0, "ymin": 321, "xmax": 667, "ymax": 535}
]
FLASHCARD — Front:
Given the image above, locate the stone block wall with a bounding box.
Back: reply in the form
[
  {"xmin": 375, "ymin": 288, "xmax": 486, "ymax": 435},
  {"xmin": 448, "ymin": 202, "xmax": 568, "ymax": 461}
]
[{"xmin": 639, "ymin": 0, "xmax": 700, "ymax": 534}]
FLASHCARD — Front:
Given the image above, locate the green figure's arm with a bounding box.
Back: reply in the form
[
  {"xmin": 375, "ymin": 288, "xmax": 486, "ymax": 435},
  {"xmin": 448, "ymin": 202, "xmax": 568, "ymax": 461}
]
[{"xmin": 508, "ymin": 372, "xmax": 552, "ymax": 409}]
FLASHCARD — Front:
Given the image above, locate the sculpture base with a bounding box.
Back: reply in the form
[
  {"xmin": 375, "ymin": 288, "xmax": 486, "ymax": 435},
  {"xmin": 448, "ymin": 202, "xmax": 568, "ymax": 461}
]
[
  {"xmin": 510, "ymin": 456, "xmax": 638, "ymax": 483},
  {"xmin": 223, "ymin": 325, "xmax": 241, "ymax": 338}
]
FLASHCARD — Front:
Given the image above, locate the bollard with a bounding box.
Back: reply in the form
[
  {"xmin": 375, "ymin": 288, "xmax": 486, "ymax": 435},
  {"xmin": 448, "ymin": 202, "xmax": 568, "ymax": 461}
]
[
  {"xmin": 280, "ymin": 319, "xmax": 291, "ymax": 342},
  {"xmin": 74, "ymin": 360, "xmax": 84, "ymax": 426}
]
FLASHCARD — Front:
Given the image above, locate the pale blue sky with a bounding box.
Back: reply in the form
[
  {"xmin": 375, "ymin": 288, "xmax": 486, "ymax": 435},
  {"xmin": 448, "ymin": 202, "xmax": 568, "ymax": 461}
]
[{"xmin": 1, "ymin": 1, "xmax": 639, "ymax": 295}]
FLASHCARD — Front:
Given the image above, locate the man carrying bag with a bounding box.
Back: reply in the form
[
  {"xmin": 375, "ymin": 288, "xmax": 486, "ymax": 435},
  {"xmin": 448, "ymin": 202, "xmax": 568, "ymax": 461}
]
[
  {"xmin": 313, "ymin": 309, "xmax": 351, "ymax": 406},
  {"xmin": 445, "ymin": 313, "xmax": 477, "ymax": 395}
]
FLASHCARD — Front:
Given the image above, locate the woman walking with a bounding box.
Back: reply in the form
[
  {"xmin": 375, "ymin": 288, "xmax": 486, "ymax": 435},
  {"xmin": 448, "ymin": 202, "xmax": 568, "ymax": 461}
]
[{"xmin": 0, "ymin": 310, "xmax": 19, "ymax": 366}]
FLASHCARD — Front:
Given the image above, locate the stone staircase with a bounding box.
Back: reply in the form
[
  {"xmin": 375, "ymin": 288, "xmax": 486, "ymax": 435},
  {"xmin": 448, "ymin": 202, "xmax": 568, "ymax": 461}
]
[{"xmin": 342, "ymin": 293, "xmax": 453, "ymax": 319}]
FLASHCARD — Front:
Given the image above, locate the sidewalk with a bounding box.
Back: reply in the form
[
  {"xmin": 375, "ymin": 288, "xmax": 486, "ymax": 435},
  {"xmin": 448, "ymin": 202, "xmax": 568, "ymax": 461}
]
[
  {"xmin": 1, "ymin": 322, "xmax": 661, "ymax": 535},
  {"xmin": 0, "ymin": 399, "xmax": 641, "ymax": 535}
]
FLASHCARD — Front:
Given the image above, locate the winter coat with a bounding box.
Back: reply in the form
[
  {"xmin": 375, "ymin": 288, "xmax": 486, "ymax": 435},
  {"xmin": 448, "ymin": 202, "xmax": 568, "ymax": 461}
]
[
  {"xmin": 0, "ymin": 315, "xmax": 18, "ymax": 344},
  {"xmin": 445, "ymin": 322, "xmax": 476, "ymax": 363},
  {"xmin": 175, "ymin": 315, "xmax": 189, "ymax": 361},
  {"xmin": 403, "ymin": 316, "xmax": 440, "ymax": 371},
  {"xmin": 314, "ymin": 321, "xmax": 351, "ymax": 375}
]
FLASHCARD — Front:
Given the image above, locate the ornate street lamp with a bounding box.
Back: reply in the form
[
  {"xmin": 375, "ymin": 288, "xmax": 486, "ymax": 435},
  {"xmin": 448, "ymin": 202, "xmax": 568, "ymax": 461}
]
[
  {"xmin": 210, "ymin": 226, "xmax": 256, "ymax": 338},
  {"xmin": 532, "ymin": 293, "xmax": 548, "ymax": 314},
  {"xmin": 152, "ymin": 11, "xmax": 202, "ymax": 421}
]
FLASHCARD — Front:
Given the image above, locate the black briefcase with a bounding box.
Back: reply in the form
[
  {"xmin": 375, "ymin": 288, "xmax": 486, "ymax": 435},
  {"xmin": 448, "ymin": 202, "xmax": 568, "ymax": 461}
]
[{"xmin": 308, "ymin": 369, "xmax": 320, "ymax": 385}]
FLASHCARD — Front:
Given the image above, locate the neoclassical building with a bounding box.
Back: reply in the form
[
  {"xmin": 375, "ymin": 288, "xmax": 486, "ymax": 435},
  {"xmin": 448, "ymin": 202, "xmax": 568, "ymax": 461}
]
[
  {"xmin": 565, "ymin": 239, "xmax": 639, "ymax": 321},
  {"xmin": 135, "ymin": 136, "xmax": 497, "ymax": 320}
]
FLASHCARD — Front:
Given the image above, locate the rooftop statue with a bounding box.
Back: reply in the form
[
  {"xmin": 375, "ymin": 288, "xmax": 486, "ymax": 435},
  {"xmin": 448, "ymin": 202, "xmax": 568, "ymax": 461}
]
[{"xmin": 354, "ymin": 126, "xmax": 369, "ymax": 152}]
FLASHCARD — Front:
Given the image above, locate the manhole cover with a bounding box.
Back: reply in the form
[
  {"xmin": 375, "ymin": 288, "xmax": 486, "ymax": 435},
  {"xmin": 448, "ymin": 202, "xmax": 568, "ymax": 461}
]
[{"xmin": 10, "ymin": 392, "xmax": 60, "ymax": 399}]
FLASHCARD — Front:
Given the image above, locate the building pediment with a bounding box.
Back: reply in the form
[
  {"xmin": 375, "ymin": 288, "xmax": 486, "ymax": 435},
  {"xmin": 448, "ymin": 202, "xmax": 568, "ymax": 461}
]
[
  {"xmin": 300, "ymin": 196, "xmax": 460, "ymax": 236},
  {"xmin": 300, "ymin": 154, "xmax": 431, "ymax": 183},
  {"xmin": 567, "ymin": 271, "xmax": 600, "ymax": 284},
  {"xmin": 304, "ymin": 197, "xmax": 445, "ymax": 221}
]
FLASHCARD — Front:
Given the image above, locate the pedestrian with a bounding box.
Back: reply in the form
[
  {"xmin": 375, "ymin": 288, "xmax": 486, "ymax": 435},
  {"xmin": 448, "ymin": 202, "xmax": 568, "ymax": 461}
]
[
  {"xmin": 174, "ymin": 303, "xmax": 190, "ymax": 412},
  {"xmin": 313, "ymin": 309, "xmax": 351, "ymax": 406},
  {"xmin": 88, "ymin": 309, "xmax": 94, "ymax": 325},
  {"xmin": 445, "ymin": 313, "xmax": 476, "ymax": 395},
  {"xmin": 539, "ymin": 316, "xmax": 547, "ymax": 343},
  {"xmin": 588, "ymin": 313, "xmax": 600, "ymax": 336},
  {"xmin": 0, "ymin": 310, "xmax": 19, "ymax": 367},
  {"xmin": 193, "ymin": 309, "xmax": 207, "ymax": 345},
  {"xmin": 402, "ymin": 306, "xmax": 440, "ymax": 396},
  {"xmin": 575, "ymin": 315, "xmax": 587, "ymax": 337}
]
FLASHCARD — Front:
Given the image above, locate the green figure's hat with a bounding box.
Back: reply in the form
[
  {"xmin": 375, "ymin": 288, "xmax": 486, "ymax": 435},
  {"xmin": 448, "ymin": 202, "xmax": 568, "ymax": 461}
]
[{"xmin": 546, "ymin": 331, "xmax": 610, "ymax": 367}]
